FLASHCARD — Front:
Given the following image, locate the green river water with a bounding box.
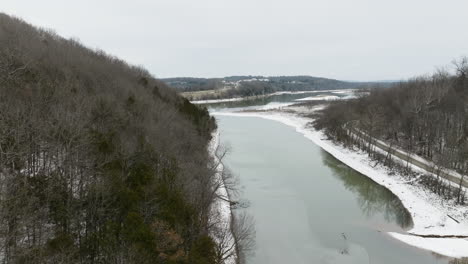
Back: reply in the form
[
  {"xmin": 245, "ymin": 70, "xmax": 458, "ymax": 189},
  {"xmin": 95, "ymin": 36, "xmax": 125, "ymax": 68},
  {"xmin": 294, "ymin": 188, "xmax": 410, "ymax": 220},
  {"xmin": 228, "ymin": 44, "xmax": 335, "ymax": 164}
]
[{"xmin": 215, "ymin": 101, "xmax": 451, "ymax": 263}]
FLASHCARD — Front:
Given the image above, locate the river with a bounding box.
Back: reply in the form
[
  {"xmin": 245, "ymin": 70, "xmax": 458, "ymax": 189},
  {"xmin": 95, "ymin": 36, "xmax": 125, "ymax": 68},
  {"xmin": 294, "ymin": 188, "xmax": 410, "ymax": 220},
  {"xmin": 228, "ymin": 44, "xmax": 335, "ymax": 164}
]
[{"xmin": 213, "ymin": 94, "xmax": 451, "ymax": 264}]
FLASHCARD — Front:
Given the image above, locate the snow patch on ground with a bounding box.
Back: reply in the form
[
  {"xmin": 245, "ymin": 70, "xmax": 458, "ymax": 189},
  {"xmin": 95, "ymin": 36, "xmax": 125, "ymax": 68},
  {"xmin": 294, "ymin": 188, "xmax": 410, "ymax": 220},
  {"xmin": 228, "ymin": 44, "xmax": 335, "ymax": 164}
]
[
  {"xmin": 211, "ymin": 111, "xmax": 468, "ymax": 258},
  {"xmin": 389, "ymin": 233, "xmax": 468, "ymax": 258},
  {"xmin": 295, "ymin": 95, "xmax": 340, "ymax": 101}
]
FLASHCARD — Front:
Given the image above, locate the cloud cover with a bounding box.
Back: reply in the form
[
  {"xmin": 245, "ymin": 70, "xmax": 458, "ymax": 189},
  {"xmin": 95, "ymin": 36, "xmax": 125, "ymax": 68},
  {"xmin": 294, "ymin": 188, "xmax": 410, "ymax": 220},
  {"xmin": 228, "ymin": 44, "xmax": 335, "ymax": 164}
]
[{"xmin": 3, "ymin": 0, "xmax": 468, "ymax": 80}]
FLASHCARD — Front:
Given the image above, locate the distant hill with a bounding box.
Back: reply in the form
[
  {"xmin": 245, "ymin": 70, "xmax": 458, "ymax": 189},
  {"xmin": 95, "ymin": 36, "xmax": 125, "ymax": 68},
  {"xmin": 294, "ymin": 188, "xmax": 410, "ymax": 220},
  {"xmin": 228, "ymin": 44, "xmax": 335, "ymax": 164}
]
[{"xmin": 163, "ymin": 76, "xmax": 385, "ymax": 100}]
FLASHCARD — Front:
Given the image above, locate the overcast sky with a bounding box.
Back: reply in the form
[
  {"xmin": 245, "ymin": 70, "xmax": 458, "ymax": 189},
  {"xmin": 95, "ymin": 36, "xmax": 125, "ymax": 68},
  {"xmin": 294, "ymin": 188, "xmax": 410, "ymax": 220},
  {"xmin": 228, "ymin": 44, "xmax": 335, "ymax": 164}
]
[{"xmin": 3, "ymin": 0, "xmax": 468, "ymax": 81}]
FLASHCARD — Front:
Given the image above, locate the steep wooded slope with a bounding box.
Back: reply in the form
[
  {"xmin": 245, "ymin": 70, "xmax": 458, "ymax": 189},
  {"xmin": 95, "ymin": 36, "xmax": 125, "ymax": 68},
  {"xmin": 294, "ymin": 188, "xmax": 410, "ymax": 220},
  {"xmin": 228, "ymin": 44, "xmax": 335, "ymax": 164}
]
[{"xmin": 0, "ymin": 13, "xmax": 219, "ymax": 264}]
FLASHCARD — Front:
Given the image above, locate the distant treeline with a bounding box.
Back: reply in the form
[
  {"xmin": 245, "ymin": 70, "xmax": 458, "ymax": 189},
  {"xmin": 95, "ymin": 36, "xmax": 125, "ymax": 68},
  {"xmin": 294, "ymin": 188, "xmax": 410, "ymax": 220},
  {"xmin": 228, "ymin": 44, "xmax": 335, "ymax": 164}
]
[
  {"xmin": 0, "ymin": 13, "xmax": 239, "ymax": 264},
  {"xmin": 314, "ymin": 58, "xmax": 468, "ymax": 204},
  {"xmin": 164, "ymin": 76, "xmax": 387, "ymax": 100}
]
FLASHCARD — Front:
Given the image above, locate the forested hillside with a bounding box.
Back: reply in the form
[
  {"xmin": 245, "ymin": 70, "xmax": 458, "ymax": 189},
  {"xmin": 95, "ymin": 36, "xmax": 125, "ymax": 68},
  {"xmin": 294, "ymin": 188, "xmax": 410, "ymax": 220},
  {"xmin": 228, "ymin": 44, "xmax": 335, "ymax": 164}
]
[
  {"xmin": 0, "ymin": 13, "xmax": 224, "ymax": 263},
  {"xmin": 164, "ymin": 76, "xmax": 379, "ymax": 100},
  {"xmin": 314, "ymin": 59, "xmax": 468, "ymax": 203}
]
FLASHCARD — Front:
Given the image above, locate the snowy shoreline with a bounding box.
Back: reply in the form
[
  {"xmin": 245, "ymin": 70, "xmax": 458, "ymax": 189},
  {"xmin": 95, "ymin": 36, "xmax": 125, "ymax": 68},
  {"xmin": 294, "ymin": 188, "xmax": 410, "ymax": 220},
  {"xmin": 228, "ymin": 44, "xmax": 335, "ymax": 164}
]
[
  {"xmin": 212, "ymin": 111, "xmax": 468, "ymax": 258},
  {"xmin": 208, "ymin": 130, "xmax": 237, "ymax": 264},
  {"xmin": 193, "ymin": 97, "xmax": 244, "ymax": 104}
]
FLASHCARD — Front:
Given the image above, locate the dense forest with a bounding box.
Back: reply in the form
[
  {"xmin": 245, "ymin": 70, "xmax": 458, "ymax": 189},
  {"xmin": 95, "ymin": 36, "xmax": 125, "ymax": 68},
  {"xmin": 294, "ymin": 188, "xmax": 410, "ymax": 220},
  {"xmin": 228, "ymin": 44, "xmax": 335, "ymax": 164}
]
[
  {"xmin": 0, "ymin": 13, "xmax": 243, "ymax": 264},
  {"xmin": 163, "ymin": 76, "xmax": 383, "ymax": 100},
  {"xmin": 314, "ymin": 58, "xmax": 468, "ymax": 204}
]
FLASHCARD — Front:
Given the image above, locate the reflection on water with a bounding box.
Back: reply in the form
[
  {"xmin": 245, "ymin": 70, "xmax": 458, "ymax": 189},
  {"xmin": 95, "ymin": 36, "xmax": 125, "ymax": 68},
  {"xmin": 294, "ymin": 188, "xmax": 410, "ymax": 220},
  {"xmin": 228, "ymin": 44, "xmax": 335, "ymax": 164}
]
[{"xmin": 321, "ymin": 151, "xmax": 413, "ymax": 229}]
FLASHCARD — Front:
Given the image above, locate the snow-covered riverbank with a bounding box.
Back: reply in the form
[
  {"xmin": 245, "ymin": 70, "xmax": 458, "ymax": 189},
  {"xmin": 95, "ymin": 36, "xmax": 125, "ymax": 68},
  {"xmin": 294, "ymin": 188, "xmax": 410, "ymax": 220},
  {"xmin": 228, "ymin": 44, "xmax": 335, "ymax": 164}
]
[
  {"xmin": 193, "ymin": 98, "xmax": 244, "ymax": 104},
  {"xmin": 208, "ymin": 131, "xmax": 237, "ymax": 264},
  {"xmin": 212, "ymin": 111, "xmax": 468, "ymax": 258}
]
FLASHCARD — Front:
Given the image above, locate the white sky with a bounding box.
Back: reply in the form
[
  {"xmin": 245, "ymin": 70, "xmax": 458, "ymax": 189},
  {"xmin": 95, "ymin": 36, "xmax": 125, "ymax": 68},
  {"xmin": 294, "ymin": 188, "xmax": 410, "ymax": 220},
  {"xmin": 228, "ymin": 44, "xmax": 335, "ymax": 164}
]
[{"xmin": 3, "ymin": 0, "xmax": 468, "ymax": 81}]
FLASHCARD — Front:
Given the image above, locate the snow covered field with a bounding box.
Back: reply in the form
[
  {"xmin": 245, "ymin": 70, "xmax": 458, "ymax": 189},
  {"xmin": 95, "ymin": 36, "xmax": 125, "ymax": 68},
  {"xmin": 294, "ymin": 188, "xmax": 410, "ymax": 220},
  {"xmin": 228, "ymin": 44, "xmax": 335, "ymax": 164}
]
[
  {"xmin": 295, "ymin": 95, "xmax": 340, "ymax": 101},
  {"xmin": 211, "ymin": 110, "xmax": 468, "ymax": 259},
  {"xmin": 270, "ymin": 89, "xmax": 357, "ymax": 96},
  {"xmin": 190, "ymin": 89, "xmax": 356, "ymax": 104}
]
